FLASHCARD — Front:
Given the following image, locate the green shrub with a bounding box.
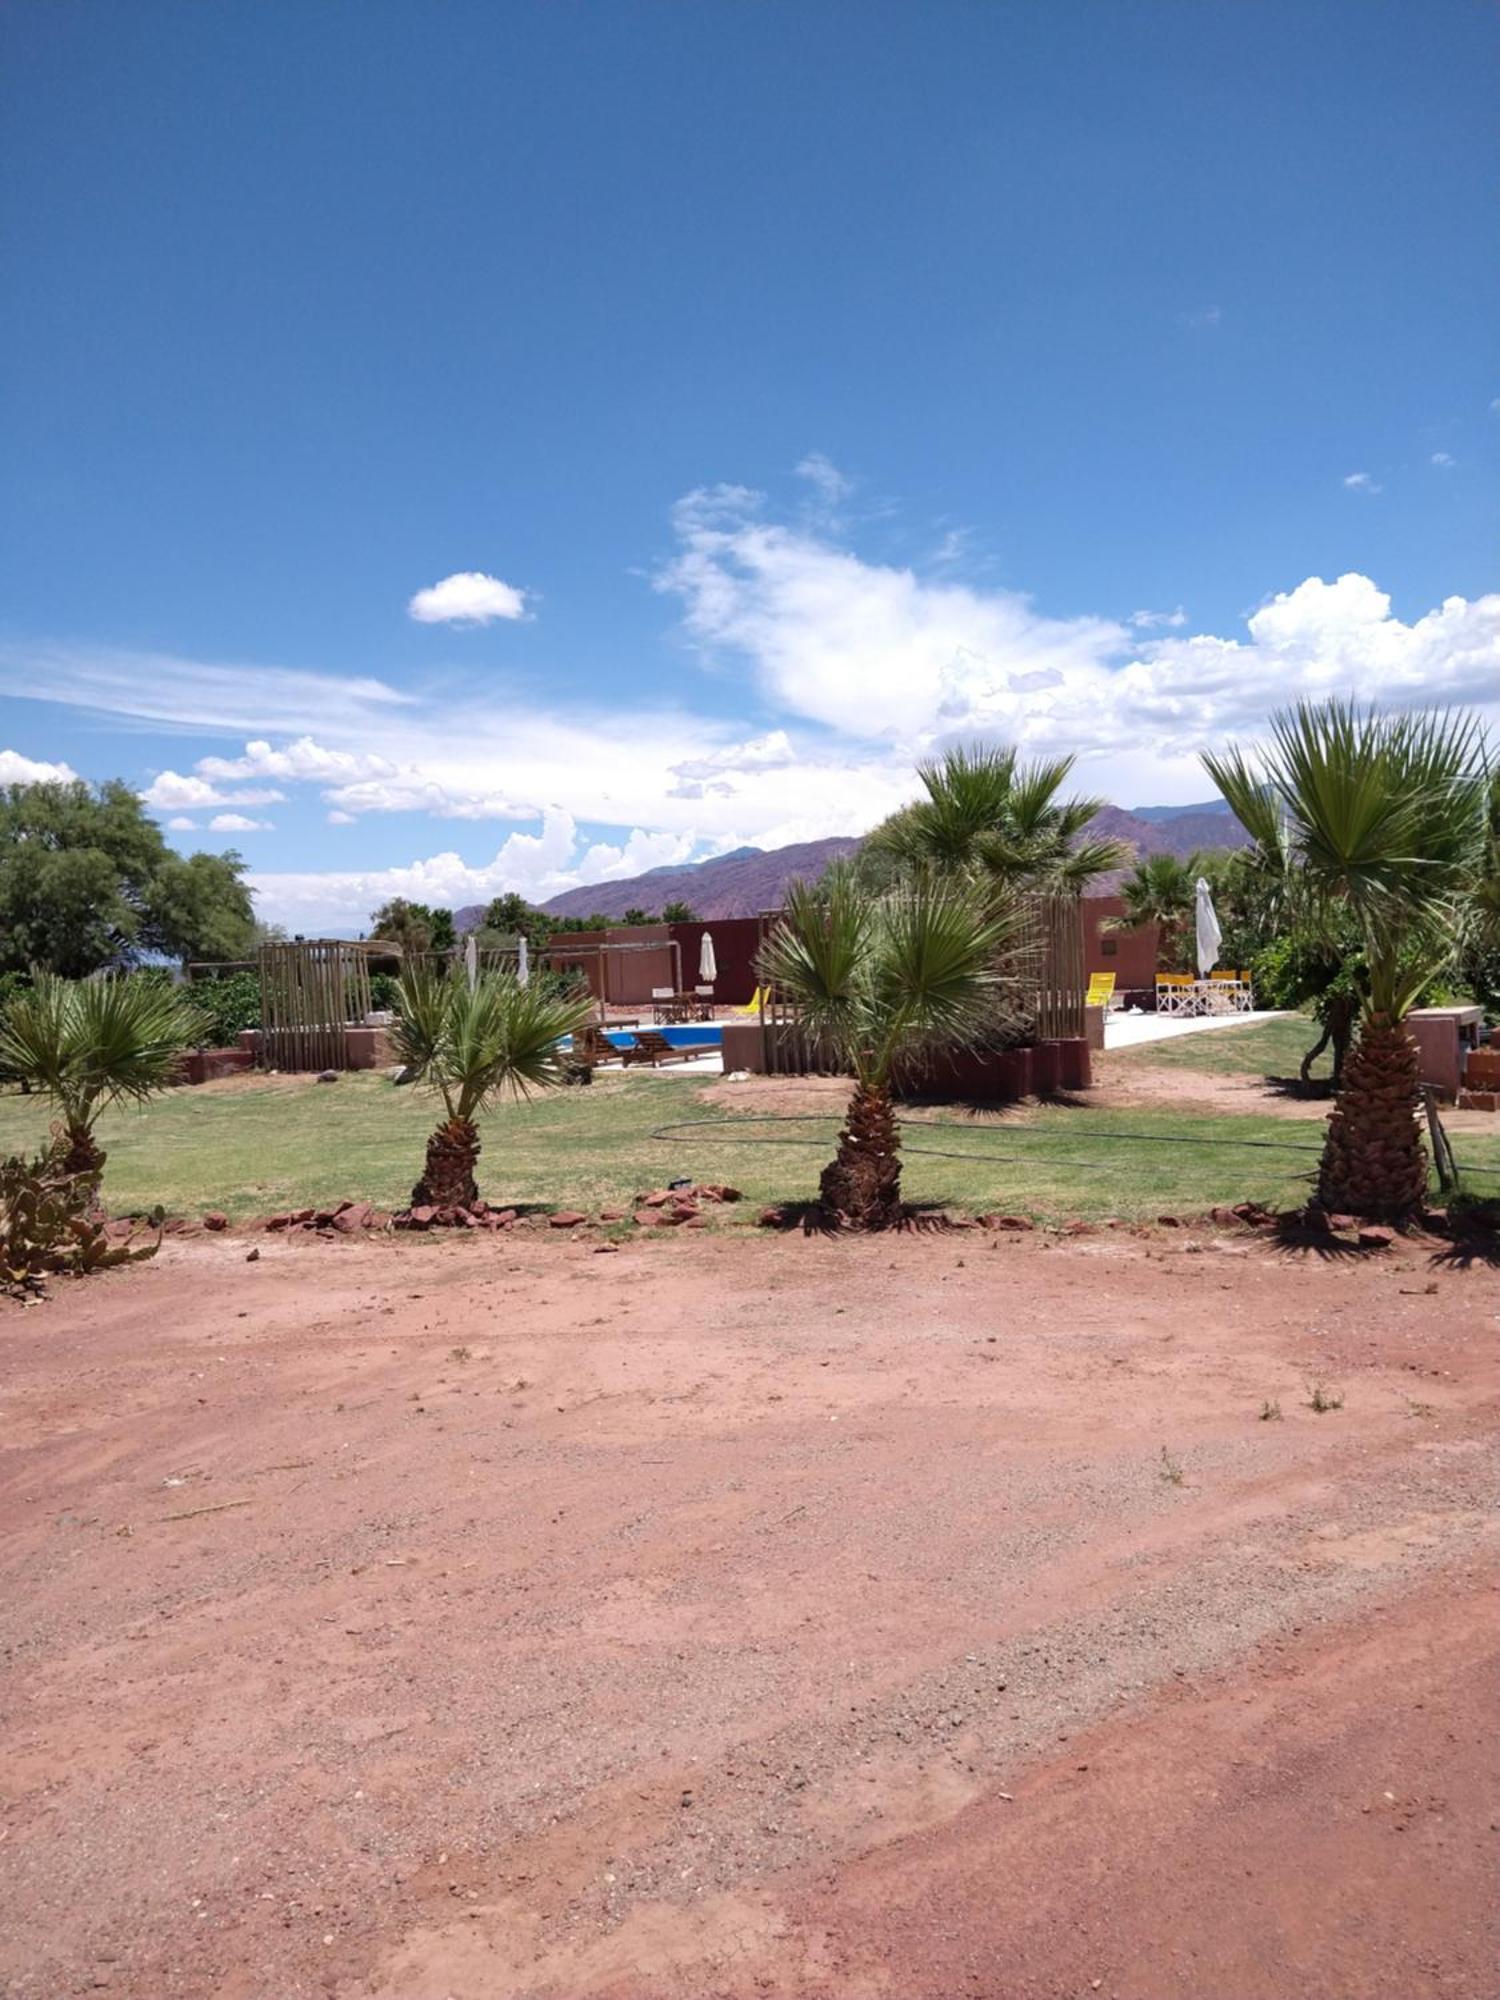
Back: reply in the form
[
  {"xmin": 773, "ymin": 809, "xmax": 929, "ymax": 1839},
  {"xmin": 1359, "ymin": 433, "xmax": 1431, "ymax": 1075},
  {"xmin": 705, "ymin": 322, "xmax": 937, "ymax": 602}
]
[{"xmin": 190, "ymin": 970, "xmax": 261, "ymax": 1047}]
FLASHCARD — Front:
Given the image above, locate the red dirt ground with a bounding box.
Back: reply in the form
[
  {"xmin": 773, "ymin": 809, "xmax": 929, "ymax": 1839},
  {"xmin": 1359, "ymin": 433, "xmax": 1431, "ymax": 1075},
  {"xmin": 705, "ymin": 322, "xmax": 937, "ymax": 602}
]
[{"xmin": 2, "ymin": 1226, "xmax": 1496, "ymax": 2000}]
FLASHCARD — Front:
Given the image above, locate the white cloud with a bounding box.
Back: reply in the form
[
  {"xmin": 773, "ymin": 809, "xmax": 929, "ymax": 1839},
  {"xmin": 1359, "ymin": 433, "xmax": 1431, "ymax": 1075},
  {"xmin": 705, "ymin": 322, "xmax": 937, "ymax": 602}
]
[
  {"xmin": 167, "ymin": 816, "xmax": 198, "ymax": 831},
  {"xmin": 658, "ymin": 482, "xmax": 1129, "ymax": 740},
  {"xmin": 407, "ymin": 571, "xmax": 529, "ymax": 626},
  {"xmin": 0, "ymin": 641, "xmax": 413, "ymax": 737},
  {"xmin": 794, "ymin": 452, "xmax": 853, "ymax": 506},
  {"xmin": 0, "ymin": 748, "xmax": 79, "ymax": 786},
  {"xmin": 209, "ymin": 813, "xmax": 272, "ymax": 833},
  {"xmin": 249, "ymin": 809, "xmax": 581, "ymax": 931},
  {"xmin": 1343, "ymin": 471, "xmax": 1381, "ymax": 492},
  {"xmin": 655, "ymin": 487, "xmax": 1500, "ymax": 799},
  {"xmin": 326, "ymin": 809, "xmax": 355, "ymax": 825},
  {"xmin": 1430, "ymin": 451, "xmax": 1456, "ymax": 468},
  {"xmin": 141, "ymin": 770, "xmax": 285, "ymax": 810},
  {"xmin": 1128, "ymin": 606, "xmax": 1188, "ymax": 631},
  {"xmin": 1180, "ymin": 305, "xmax": 1222, "ymax": 329}
]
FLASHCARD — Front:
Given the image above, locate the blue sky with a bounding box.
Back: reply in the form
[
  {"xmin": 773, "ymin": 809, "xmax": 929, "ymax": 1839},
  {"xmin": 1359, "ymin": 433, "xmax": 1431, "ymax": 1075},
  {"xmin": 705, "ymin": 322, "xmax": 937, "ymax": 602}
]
[{"xmin": 2, "ymin": 0, "xmax": 1496, "ymax": 930}]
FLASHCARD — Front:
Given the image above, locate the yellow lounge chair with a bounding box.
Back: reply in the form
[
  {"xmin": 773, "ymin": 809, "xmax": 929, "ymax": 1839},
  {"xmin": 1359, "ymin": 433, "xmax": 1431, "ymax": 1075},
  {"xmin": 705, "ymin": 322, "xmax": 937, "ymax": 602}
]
[
  {"xmin": 733, "ymin": 986, "xmax": 768, "ymax": 1016},
  {"xmin": 1085, "ymin": 972, "xmax": 1116, "ymax": 1010}
]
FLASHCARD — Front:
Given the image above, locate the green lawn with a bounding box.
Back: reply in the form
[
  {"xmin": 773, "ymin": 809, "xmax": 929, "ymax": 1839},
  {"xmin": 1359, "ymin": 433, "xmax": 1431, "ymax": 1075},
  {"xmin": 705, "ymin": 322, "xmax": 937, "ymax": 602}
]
[
  {"xmin": 1110, "ymin": 1013, "xmax": 1333, "ymax": 1081},
  {"xmin": 7, "ymin": 1065, "xmax": 1494, "ymax": 1225}
]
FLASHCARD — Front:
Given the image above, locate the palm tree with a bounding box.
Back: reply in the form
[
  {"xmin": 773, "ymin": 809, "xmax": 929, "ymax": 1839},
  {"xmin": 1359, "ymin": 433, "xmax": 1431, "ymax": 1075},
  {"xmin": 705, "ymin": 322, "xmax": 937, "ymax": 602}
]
[
  {"xmin": 756, "ymin": 869, "xmax": 1018, "ymax": 1229},
  {"xmin": 0, "ymin": 972, "xmax": 204, "ymax": 1181},
  {"xmin": 866, "ymin": 744, "xmax": 1128, "ymax": 896},
  {"xmin": 1204, "ymin": 701, "xmax": 1484, "ymax": 1221},
  {"xmin": 1113, "ymin": 852, "xmax": 1202, "ymax": 971},
  {"xmin": 393, "ymin": 964, "xmax": 594, "ymax": 1212}
]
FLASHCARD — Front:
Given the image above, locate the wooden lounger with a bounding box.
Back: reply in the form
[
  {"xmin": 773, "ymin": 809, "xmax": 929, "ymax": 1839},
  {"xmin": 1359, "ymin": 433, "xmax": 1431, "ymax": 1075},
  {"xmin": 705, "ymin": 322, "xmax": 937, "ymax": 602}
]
[
  {"xmin": 620, "ymin": 1030, "xmax": 716, "ymax": 1067},
  {"xmin": 572, "ymin": 1025, "xmax": 624, "ymax": 1066}
]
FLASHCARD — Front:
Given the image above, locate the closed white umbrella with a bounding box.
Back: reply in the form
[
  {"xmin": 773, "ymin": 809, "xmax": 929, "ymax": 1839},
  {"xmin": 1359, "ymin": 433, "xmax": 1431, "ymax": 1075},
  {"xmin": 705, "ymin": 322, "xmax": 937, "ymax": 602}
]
[
  {"xmin": 516, "ymin": 934, "xmax": 530, "ymax": 987},
  {"xmin": 463, "ymin": 933, "xmax": 478, "ymax": 991},
  {"xmin": 1194, "ymin": 877, "xmax": 1222, "ymax": 979},
  {"xmin": 698, "ymin": 931, "xmax": 717, "ymax": 984}
]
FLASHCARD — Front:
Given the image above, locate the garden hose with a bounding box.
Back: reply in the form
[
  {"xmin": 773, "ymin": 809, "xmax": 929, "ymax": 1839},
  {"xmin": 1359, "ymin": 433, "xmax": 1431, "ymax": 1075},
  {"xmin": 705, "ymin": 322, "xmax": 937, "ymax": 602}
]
[{"xmin": 647, "ymin": 1113, "xmax": 1500, "ymax": 1178}]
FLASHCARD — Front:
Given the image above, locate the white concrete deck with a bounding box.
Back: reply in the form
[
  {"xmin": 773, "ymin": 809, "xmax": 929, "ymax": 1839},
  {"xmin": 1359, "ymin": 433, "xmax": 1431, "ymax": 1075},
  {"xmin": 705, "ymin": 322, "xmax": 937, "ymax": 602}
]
[{"xmin": 1104, "ymin": 1008, "xmax": 1285, "ymax": 1050}]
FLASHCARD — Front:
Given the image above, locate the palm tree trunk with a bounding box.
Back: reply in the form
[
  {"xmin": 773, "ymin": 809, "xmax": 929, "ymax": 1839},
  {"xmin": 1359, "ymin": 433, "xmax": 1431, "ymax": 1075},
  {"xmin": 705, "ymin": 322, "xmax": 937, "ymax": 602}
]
[
  {"xmin": 820, "ymin": 1081, "xmax": 903, "ymax": 1229},
  {"xmin": 62, "ymin": 1124, "xmax": 105, "ymax": 1182},
  {"xmin": 411, "ymin": 1116, "xmax": 481, "ymax": 1211},
  {"xmin": 1317, "ymin": 1011, "xmax": 1428, "ymax": 1221}
]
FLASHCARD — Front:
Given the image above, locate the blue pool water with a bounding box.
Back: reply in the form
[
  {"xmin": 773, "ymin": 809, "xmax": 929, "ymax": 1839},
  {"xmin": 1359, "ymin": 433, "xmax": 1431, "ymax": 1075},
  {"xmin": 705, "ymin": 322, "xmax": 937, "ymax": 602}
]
[{"xmin": 563, "ymin": 1024, "xmax": 724, "ymax": 1049}]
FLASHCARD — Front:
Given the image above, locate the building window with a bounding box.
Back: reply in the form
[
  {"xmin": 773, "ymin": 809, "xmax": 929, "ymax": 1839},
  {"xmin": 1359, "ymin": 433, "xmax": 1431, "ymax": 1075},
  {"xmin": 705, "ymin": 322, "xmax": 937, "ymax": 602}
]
[{"xmin": 1100, "ymin": 936, "xmax": 1118, "ymax": 957}]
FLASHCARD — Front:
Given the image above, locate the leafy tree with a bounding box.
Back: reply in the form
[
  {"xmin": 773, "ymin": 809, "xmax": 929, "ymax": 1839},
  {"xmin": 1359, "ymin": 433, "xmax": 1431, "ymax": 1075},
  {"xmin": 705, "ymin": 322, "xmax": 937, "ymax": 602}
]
[
  {"xmin": 368, "ymin": 898, "xmax": 451, "ymax": 959},
  {"xmin": 1112, "ymin": 853, "xmax": 1203, "ymax": 972},
  {"xmin": 620, "ymin": 907, "xmax": 656, "ymax": 928},
  {"xmin": 479, "ymin": 893, "xmax": 557, "ymax": 947},
  {"xmin": 391, "ymin": 965, "xmax": 593, "ymax": 1212},
  {"xmin": 0, "ymin": 779, "xmax": 255, "ymax": 976},
  {"xmin": 864, "ymin": 745, "xmax": 1128, "ymax": 896},
  {"xmin": 756, "ymin": 869, "xmax": 1019, "ymax": 1229},
  {"xmin": 660, "ymin": 900, "xmax": 697, "ymax": 923},
  {"xmin": 1205, "ymin": 701, "xmax": 1485, "ymax": 1220},
  {"xmin": 0, "ymin": 972, "xmax": 204, "ymax": 1181}
]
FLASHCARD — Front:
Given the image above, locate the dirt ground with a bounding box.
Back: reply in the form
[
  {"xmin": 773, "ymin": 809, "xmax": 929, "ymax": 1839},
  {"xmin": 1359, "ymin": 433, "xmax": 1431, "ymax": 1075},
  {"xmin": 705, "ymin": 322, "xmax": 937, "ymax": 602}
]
[{"xmin": 2, "ymin": 1225, "xmax": 1496, "ymax": 2000}]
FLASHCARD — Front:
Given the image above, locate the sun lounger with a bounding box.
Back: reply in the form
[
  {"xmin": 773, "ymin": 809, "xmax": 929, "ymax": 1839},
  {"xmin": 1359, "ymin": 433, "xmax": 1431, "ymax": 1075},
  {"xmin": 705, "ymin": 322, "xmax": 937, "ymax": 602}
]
[
  {"xmin": 620, "ymin": 1030, "xmax": 716, "ymax": 1067},
  {"xmin": 572, "ymin": 1024, "xmax": 624, "ymax": 1066}
]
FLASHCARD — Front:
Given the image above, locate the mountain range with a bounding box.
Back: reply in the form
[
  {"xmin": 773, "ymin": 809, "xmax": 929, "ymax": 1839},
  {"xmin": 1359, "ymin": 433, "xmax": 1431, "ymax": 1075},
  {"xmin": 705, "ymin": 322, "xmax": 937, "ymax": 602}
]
[{"xmin": 492, "ymin": 801, "xmax": 1248, "ymax": 925}]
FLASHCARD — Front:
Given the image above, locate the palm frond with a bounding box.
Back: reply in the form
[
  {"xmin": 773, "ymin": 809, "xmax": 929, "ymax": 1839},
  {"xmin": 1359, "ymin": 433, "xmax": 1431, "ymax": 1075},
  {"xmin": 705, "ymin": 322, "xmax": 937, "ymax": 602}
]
[
  {"xmin": 394, "ymin": 967, "xmax": 593, "ymax": 1124},
  {"xmin": 0, "ymin": 972, "xmax": 203, "ymax": 1132}
]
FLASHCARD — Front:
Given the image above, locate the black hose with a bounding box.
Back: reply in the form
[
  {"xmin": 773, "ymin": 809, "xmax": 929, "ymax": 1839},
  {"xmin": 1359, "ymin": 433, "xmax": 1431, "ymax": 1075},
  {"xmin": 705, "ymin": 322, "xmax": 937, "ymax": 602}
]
[{"xmin": 647, "ymin": 1113, "xmax": 1500, "ymax": 1177}]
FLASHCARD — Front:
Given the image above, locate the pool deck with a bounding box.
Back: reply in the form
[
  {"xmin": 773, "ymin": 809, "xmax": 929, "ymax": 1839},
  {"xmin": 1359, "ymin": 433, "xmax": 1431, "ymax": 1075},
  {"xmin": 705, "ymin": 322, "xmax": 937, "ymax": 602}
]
[{"xmin": 1103, "ymin": 1007, "xmax": 1284, "ymax": 1050}]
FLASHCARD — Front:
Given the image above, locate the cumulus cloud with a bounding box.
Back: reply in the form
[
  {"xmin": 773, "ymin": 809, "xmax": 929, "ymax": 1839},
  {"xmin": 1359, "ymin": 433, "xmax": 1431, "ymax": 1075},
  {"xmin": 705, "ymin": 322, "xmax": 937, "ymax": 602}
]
[
  {"xmin": 655, "ymin": 485, "xmax": 1500, "ymax": 799},
  {"xmin": 249, "ymin": 810, "xmax": 581, "ymax": 931},
  {"xmin": 167, "ymin": 816, "xmax": 198, "ymax": 831},
  {"xmin": 1343, "ymin": 471, "xmax": 1381, "ymax": 493},
  {"xmin": 1128, "ymin": 607, "xmax": 1188, "ymax": 631},
  {"xmin": 407, "ymin": 572, "xmax": 529, "ymax": 625},
  {"xmin": 141, "ymin": 771, "xmax": 285, "ymax": 810},
  {"xmin": 209, "ymin": 813, "xmax": 272, "ymax": 833},
  {"xmin": 1430, "ymin": 451, "xmax": 1456, "ymax": 468},
  {"xmin": 327, "ymin": 809, "xmax": 355, "ymax": 825},
  {"xmin": 0, "ymin": 748, "xmax": 79, "ymax": 785}
]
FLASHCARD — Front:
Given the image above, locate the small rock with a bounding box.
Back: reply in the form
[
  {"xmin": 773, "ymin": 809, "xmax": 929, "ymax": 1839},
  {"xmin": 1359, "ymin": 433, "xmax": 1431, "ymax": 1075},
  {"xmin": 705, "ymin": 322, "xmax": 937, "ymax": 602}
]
[
  {"xmin": 598, "ymin": 1207, "xmax": 626, "ymax": 1222},
  {"xmin": 757, "ymin": 1207, "xmax": 785, "ymax": 1228},
  {"xmin": 1358, "ymin": 1224, "xmax": 1395, "ymax": 1250},
  {"xmin": 1156, "ymin": 1214, "xmax": 1182, "ymax": 1228},
  {"xmin": 245, "ymin": 1247, "xmax": 260, "ymax": 1262},
  {"xmin": 979, "ymin": 1214, "xmax": 1033, "ymax": 1232},
  {"xmin": 593, "ymin": 1242, "xmax": 620, "ymax": 1254},
  {"xmin": 548, "ymin": 1210, "xmax": 588, "ymax": 1229},
  {"xmin": 316, "ymin": 1069, "xmax": 339, "ymax": 1084},
  {"xmin": 202, "ymin": 1211, "xmax": 228, "ymax": 1232}
]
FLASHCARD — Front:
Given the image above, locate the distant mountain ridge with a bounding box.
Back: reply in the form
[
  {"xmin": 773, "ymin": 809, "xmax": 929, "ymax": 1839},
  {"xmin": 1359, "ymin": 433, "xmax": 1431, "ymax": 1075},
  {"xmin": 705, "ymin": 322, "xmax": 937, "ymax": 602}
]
[
  {"xmin": 537, "ymin": 836, "xmax": 862, "ymax": 922},
  {"xmin": 490, "ymin": 800, "xmax": 1247, "ymax": 924}
]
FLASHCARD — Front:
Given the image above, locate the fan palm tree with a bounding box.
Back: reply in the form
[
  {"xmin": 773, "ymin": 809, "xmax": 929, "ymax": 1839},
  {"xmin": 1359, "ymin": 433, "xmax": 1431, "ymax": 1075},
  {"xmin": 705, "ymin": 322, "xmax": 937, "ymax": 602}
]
[
  {"xmin": 393, "ymin": 964, "xmax": 594, "ymax": 1211},
  {"xmin": 1204, "ymin": 701, "xmax": 1485, "ymax": 1221},
  {"xmin": 756, "ymin": 869, "xmax": 1019, "ymax": 1229},
  {"xmin": 1112, "ymin": 852, "xmax": 1203, "ymax": 971},
  {"xmin": 866, "ymin": 744, "xmax": 1129, "ymax": 896},
  {"xmin": 0, "ymin": 971, "xmax": 204, "ymax": 1181}
]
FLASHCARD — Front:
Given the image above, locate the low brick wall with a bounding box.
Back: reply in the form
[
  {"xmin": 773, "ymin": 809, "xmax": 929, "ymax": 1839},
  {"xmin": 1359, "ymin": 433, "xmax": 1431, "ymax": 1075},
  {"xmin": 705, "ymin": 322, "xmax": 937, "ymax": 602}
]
[{"xmin": 180, "ymin": 1048, "xmax": 256, "ymax": 1086}]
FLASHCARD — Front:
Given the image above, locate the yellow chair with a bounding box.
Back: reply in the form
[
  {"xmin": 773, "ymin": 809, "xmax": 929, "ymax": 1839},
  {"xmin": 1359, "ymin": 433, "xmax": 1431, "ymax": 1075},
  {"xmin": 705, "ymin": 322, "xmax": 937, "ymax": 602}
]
[
  {"xmin": 733, "ymin": 986, "xmax": 768, "ymax": 1016},
  {"xmin": 1085, "ymin": 971, "xmax": 1117, "ymax": 1011}
]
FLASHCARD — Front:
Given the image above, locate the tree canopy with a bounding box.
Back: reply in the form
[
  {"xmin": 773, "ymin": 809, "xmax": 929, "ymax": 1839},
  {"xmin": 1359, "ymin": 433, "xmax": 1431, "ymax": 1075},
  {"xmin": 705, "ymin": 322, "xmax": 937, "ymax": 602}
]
[{"xmin": 0, "ymin": 779, "xmax": 256, "ymax": 977}]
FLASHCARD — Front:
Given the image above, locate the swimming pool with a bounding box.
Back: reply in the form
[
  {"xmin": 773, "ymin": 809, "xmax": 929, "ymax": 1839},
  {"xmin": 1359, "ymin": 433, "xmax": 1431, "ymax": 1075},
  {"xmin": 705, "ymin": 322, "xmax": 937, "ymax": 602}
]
[{"xmin": 562, "ymin": 1024, "xmax": 724, "ymax": 1049}]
